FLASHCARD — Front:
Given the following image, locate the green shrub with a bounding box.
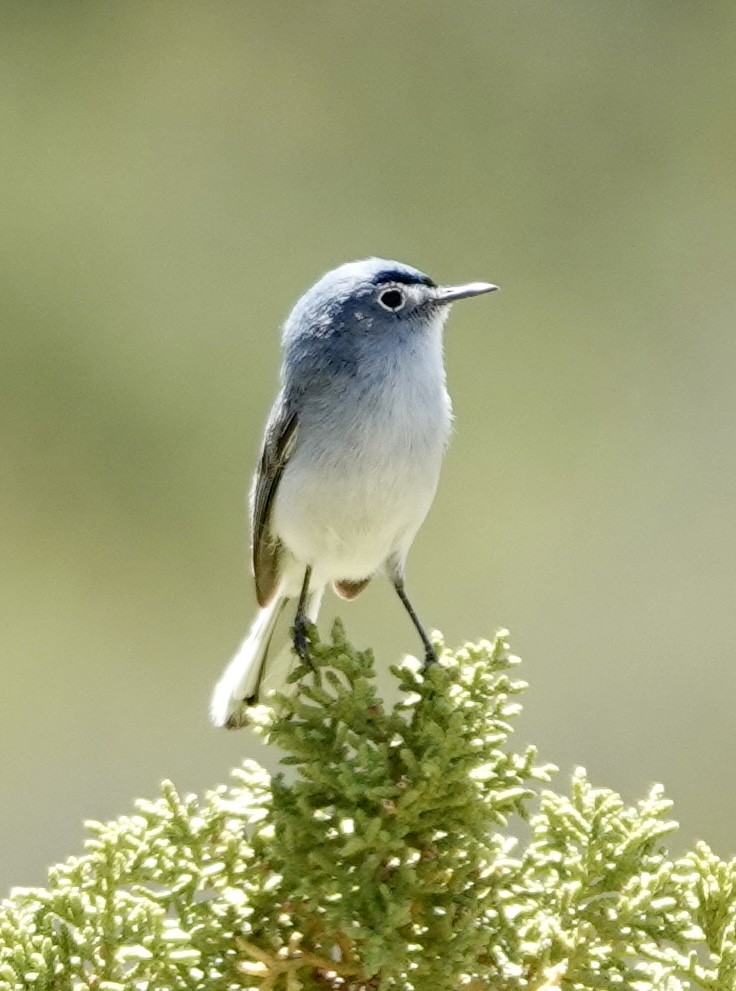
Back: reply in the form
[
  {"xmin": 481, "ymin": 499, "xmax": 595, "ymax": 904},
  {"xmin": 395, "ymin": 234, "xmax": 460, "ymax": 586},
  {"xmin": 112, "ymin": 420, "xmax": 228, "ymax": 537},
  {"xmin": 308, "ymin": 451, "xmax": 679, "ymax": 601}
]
[{"xmin": 1, "ymin": 624, "xmax": 733, "ymax": 990}]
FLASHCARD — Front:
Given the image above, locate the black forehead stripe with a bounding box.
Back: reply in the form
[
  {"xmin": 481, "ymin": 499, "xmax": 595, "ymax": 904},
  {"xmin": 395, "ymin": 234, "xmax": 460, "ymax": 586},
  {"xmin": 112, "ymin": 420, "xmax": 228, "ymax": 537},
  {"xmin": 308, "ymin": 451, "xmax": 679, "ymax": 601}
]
[{"xmin": 371, "ymin": 268, "xmax": 436, "ymax": 288}]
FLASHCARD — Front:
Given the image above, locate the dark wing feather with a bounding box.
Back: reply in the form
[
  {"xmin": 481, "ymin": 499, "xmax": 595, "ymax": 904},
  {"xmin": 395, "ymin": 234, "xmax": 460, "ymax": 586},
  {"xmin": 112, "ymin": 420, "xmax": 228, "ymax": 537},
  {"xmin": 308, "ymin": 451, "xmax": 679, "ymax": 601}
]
[{"xmin": 251, "ymin": 397, "xmax": 299, "ymax": 607}]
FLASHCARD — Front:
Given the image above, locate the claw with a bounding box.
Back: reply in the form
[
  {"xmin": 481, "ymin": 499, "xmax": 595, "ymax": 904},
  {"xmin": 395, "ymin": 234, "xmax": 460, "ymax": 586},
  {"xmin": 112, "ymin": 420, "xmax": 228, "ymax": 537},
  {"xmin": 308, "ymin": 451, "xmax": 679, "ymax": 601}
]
[
  {"xmin": 423, "ymin": 645, "xmax": 438, "ymax": 669},
  {"xmin": 293, "ymin": 611, "xmax": 311, "ymax": 663}
]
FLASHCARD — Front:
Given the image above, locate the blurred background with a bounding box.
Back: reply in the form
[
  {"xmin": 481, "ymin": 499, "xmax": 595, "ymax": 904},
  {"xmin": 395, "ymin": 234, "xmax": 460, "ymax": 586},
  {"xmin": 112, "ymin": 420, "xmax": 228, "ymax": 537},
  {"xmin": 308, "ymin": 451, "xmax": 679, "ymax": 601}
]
[{"xmin": 2, "ymin": 1, "xmax": 736, "ymax": 892}]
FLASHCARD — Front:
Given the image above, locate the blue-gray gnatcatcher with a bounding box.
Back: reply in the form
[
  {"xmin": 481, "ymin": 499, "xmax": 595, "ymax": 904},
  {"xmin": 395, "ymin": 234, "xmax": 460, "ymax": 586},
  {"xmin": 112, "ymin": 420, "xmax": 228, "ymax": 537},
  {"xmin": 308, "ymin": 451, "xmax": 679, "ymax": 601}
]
[{"xmin": 211, "ymin": 258, "xmax": 498, "ymax": 728}]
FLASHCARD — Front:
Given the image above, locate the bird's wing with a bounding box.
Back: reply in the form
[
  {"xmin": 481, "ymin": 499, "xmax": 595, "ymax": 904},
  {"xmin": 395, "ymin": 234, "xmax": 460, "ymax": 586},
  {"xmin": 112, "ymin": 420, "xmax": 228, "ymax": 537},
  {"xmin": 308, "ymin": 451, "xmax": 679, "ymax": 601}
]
[{"xmin": 251, "ymin": 396, "xmax": 299, "ymax": 607}]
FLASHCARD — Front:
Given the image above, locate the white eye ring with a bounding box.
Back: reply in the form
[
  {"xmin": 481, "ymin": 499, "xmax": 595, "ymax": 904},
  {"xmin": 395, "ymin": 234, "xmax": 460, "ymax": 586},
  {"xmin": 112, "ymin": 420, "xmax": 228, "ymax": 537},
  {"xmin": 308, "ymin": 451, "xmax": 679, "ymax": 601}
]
[{"xmin": 377, "ymin": 287, "xmax": 406, "ymax": 312}]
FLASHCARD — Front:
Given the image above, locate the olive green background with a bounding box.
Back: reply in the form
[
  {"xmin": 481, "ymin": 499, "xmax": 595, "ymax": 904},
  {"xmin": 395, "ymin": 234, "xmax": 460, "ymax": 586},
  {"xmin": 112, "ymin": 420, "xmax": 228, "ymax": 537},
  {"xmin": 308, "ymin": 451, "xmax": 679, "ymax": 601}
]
[{"xmin": 2, "ymin": 2, "xmax": 735, "ymax": 892}]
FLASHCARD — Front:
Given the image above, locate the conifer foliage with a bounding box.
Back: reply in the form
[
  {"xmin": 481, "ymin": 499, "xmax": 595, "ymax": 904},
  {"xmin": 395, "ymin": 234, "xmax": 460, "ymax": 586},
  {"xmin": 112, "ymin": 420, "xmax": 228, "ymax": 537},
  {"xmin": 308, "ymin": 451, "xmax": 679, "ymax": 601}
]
[{"xmin": 0, "ymin": 624, "xmax": 734, "ymax": 989}]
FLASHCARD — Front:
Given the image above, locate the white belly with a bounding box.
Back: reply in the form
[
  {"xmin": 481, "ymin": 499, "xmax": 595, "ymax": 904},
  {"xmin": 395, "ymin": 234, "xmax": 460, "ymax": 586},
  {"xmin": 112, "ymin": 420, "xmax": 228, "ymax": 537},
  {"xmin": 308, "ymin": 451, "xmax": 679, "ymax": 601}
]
[
  {"xmin": 274, "ymin": 447, "xmax": 441, "ymax": 584},
  {"xmin": 271, "ymin": 342, "xmax": 452, "ymax": 588}
]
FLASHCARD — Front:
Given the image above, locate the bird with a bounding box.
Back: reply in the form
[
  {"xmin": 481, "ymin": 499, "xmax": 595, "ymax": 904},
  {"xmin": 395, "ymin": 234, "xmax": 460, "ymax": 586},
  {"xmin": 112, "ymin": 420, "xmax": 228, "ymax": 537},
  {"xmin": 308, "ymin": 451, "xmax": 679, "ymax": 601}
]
[{"xmin": 211, "ymin": 257, "xmax": 498, "ymax": 728}]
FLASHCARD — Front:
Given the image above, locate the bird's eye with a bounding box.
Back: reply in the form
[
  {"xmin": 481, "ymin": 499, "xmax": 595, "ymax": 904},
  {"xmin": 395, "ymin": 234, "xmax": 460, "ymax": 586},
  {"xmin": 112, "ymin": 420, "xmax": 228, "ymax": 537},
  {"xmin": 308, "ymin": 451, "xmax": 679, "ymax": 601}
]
[{"xmin": 377, "ymin": 287, "xmax": 406, "ymax": 312}]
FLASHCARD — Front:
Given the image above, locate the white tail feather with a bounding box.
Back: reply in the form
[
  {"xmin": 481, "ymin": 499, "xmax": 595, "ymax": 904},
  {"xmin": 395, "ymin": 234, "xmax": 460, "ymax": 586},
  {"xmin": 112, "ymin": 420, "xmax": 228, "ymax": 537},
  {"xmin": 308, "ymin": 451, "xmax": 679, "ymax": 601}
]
[
  {"xmin": 210, "ymin": 586, "xmax": 324, "ymax": 729},
  {"xmin": 210, "ymin": 596, "xmax": 285, "ymax": 728}
]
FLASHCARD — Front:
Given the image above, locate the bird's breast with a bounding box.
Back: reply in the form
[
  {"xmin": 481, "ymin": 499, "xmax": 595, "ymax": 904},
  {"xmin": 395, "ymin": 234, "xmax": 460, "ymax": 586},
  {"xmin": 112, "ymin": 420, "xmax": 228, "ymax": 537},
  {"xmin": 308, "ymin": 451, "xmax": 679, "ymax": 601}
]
[{"xmin": 272, "ymin": 337, "xmax": 452, "ymax": 578}]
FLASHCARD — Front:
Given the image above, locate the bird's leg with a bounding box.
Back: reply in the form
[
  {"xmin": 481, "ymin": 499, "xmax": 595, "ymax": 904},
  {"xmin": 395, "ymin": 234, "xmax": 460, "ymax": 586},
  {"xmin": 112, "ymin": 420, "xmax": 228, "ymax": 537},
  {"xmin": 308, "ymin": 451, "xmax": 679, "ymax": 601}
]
[
  {"xmin": 393, "ymin": 577, "xmax": 437, "ymax": 668},
  {"xmin": 293, "ymin": 565, "xmax": 312, "ymax": 662}
]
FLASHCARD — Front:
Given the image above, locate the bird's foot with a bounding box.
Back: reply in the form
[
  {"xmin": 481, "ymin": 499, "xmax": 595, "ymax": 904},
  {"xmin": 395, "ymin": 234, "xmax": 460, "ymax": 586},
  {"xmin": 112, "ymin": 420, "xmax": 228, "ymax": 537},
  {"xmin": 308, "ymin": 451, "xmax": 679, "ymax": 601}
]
[
  {"xmin": 423, "ymin": 644, "xmax": 438, "ymax": 669},
  {"xmin": 293, "ymin": 611, "xmax": 311, "ymax": 664}
]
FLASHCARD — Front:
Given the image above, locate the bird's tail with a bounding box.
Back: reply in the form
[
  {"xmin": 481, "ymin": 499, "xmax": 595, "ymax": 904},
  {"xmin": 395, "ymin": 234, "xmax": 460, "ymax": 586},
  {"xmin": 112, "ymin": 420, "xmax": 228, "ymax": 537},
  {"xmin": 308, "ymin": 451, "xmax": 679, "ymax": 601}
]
[{"xmin": 211, "ymin": 586, "xmax": 323, "ymax": 729}]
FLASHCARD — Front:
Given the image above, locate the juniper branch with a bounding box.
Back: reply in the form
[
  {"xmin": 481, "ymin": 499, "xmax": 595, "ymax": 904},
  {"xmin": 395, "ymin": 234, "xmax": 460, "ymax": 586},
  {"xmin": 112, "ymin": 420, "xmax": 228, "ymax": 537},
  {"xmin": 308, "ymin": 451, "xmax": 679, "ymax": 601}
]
[{"xmin": 0, "ymin": 624, "xmax": 733, "ymax": 990}]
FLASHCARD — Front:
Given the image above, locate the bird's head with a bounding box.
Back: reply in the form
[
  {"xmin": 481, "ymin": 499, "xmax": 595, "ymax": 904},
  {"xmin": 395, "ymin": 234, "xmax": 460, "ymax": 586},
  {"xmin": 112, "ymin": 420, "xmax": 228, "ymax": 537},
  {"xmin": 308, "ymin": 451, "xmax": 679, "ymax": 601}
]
[{"xmin": 283, "ymin": 257, "xmax": 498, "ymax": 344}]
